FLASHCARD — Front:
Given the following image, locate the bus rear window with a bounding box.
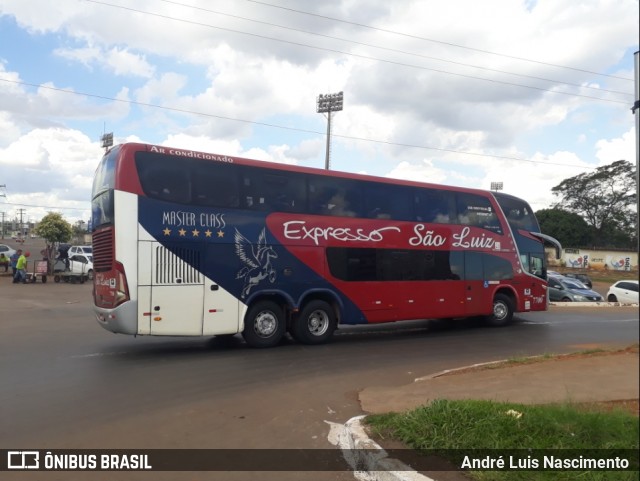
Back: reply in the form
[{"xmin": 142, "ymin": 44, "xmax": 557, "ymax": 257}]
[{"xmin": 92, "ymin": 149, "xmax": 117, "ymax": 197}]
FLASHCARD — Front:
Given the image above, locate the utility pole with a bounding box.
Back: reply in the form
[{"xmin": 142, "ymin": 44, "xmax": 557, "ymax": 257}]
[
  {"xmin": 0, "ymin": 184, "xmax": 5, "ymax": 239},
  {"xmin": 18, "ymin": 208, "xmax": 26, "ymax": 237},
  {"xmin": 316, "ymin": 91, "xmax": 344, "ymax": 170}
]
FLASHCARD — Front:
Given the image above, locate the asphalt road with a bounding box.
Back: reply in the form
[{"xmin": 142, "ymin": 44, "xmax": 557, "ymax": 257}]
[{"xmin": 1, "ymin": 276, "xmax": 638, "ymax": 481}]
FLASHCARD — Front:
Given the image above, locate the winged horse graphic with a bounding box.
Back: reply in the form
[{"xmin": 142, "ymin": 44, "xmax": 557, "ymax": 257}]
[{"xmin": 235, "ymin": 228, "xmax": 278, "ymax": 299}]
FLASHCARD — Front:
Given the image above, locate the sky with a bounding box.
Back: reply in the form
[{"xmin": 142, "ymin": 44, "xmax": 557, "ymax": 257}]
[{"xmin": 0, "ymin": 0, "xmax": 638, "ymax": 227}]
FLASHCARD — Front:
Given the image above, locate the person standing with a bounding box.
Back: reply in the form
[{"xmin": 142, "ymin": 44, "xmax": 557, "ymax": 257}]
[
  {"xmin": 10, "ymin": 249, "xmax": 21, "ymax": 279},
  {"xmin": 14, "ymin": 250, "xmax": 30, "ymax": 284},
  {"xmin": 0, "ymin": 253, "xmax": 9, "ymax": 273}
]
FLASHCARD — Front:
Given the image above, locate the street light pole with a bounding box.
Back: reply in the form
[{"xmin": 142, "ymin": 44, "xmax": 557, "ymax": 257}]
[{"xmin": 316, "ymin": 91, "xmax": 344, "ymax": 170}]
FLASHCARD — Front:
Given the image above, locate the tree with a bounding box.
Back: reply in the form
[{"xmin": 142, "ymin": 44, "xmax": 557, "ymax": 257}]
[
  {"xmin": 551, "ymin": 160, "xmax": 637, "ymax": 248},
  {"xmin": 34, "ymin": 212, "xmax": 73, "ymax": 273},
  {"xmin": 535, "ymin": 208, "xmax": 592, "ymax": 247}
]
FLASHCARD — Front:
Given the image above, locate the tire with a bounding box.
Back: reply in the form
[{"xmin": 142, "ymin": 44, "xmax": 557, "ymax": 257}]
[
  {"xmin": 291, "ymin": 300, "xmax": 337, "ymax": 345},
  {"xmin": 42, "ymin": 276, "xmax": 47, "ymax": 283},
  {"xmin": 485, "ymin": 293, "xmax": 514, "ymax": 327},
  {"xmin": 242, "ymin": 301, "xmax": 286, "ymax": 348},
  {"xmin": 561, "ymin": 297, "xmax": 572, "ymax": 302},
  {"xmin": 608, "ymin": 294, "xmax": 617, "ymax": 302},
  {"xmin": 54, "ymin": 275, "xmax": 61, "ymax": 283},
  {"xmin": 87, "ymin": 269, "xmax": 94, "ymax": 280}
]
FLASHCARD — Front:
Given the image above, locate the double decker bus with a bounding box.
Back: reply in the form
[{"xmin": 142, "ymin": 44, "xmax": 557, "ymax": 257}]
[{"xmin": 91, "ymin": 143, "xmax": 560, "ymax": 348}]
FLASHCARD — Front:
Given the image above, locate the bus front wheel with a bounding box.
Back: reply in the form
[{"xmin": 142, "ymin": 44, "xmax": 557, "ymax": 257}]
[
  {"xmin": 242, "ymin": 300, "xmax": 286, "ymax": 348},
  {"xmin": 291, "ymin": 300, "xmax": 336, "ymax": 345},
  {"xmin": 485, "ymin": 293, "xmax": 514, "ymax": 327}
]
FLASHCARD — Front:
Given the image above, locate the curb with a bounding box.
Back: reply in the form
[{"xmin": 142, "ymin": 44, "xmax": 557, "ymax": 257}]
[
  {"xmin": 550, "ymin": 301, "xmax": 638, "ymax": 307},
  {"xmin": 339, "ymin": 415, "xmax": 433, "ymax": 481}
]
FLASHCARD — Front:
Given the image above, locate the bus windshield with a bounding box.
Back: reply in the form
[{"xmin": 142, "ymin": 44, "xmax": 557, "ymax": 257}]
[{"xmin": 493, "ymin": 192, "xmax": 539, "ymax": 232}]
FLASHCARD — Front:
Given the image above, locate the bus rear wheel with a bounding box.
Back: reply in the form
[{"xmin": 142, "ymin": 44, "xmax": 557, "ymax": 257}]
[
  {"xmin": 485, "ymin": 293, "xmax": 514, "ymax": 327},
  {"xmin": 242, "ymin": 300, "xmax": 286, "ymax": 348},
  {"xmin": 291, "ymin": 300, "xmax": 336, "ymax": 345}
]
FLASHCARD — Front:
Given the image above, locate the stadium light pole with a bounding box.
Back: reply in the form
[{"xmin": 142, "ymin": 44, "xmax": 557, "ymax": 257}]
[
  {"xmin": 490, "ymin": 182, "xmax": 503, "ymax": 192},
  {"xmin": 316, "ymin": 91, "xmax": 344, "ymax": 170},
  {"xmin": 101, "ymin": 132, "xmax": 113, "ymax": 152}
]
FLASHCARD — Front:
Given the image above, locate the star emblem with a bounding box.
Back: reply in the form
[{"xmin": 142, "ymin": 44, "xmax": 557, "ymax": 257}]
[
  {"xmin": 163, "ymin": 228, "xmax": 171, "ymax": 236},
  {"xmin": 178, "ymin": 228, "xmax": 187, "ymax": 236},
  {"xmin": 217, "ymin": 230, "xmax": 225, "ymax": 238},
  {"xmin": 192, "ymin": 229, "xmax": 200, "ymax": 237},
  {"xmin": 205, "ymin": 230, "xmax": 212, "ymax": 238}
]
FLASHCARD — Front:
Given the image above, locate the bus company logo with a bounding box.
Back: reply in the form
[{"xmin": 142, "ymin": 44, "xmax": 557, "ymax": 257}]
[
  {"xmin": 282, "ymin": 220, "xmax": 401, "ymax": 246},
  {"xmin": 235, "ymin": 228, "xmax": 278, "ymax": 298},
  {"xmin": 7, "ymin": 451, "xmax": 39, "ymax": 469}
]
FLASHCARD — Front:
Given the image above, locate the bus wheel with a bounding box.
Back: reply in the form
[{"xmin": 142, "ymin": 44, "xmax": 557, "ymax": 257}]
[
  {"xmin": 242, "ymin": 301, "xmax": 286, "ymax": 348},
  {"xmin": 485, "ymin": 293, "xmax": 514, "ymax": 327},
  {"xmin": 54, "ymin": 275, "xmax": 61, "ymax": 283},
  {"xmin": 292, "ymin": 300, "xmax": 336, "ymax": 345}
]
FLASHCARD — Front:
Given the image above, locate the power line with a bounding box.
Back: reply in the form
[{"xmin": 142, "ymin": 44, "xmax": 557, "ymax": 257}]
[
  {"xmin": 0, "ymin": 200, "xmax": 90, "ymax": 212},
  {"xmin": 0, "ymin": 76, "xmax": 601, "ymax": 170},
  {"xmin": 152, "ymin": 0, "xmax": 631, "ymax": 98},
  {"xmin": 246, "ymin": 0, "xmax": 634, "ymax": 82},
  {"xmin": 84, "ymin": 0, "xmax": 631, "ymax": 104}
]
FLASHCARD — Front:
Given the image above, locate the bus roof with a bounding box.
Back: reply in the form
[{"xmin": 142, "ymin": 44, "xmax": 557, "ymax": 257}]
[{"xmin": 108, "ymin": 142, "xmax": 520, "ymax": 202}]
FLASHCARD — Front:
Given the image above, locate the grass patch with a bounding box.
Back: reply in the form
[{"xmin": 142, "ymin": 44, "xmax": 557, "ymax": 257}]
[{"xmin": 366, "ymin": 399, "xmax": 638, "ymax": 481}]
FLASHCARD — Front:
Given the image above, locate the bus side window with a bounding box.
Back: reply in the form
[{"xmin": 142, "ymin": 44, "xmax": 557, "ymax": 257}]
[
  {"xmin": 414, "ymin": 189, "xmax": 454, "ymax": 223},
  {"xmin": 364, "ymin": 183, "xmax": 413, "ymax": 221},
  {"xmin": 456, "ymin": 193, "xmax": 503, "ymax": 234},
  {"xmin": 242, "ymin": 169, "xmax": 306, "ymax": 213},
  {"xmin": 143, "ymin": 168, "xmax": 191, "ymax": 204},
  {"xmin": 192, "ymin": 163, "xmax": 240, "ymax": 208},
  {"xmin": 309, "ymin": 177, "xmax": 362, "ymax": 217}
]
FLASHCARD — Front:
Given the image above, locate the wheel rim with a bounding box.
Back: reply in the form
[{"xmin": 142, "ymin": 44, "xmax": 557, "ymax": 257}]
[
  {"xmin": 307, "ymin": 309, "xmax": 329, "ymax": 336},
  {"xmin": 493, "ymin": 301, "xmax": 508, "ymax": 321},
  {"xmin": 253, "ymin": 310, "xmax": 278, "ymax": 338}
]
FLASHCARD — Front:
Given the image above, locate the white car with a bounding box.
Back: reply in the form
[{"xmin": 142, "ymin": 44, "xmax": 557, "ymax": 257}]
[
  {"xmin": 0, "ymin": 244, "xmax": 17, "ymax": 259},
  {"xmin": 606, "ymin": 280, "xmax": 639, "ymax": 304},
  {"xmin": 69, "ymin": 254, "xmax": 94, "ymax": 280},
  {"xmin": 68, "ymin": 245, "xmax": 93, "ymax": 256}
]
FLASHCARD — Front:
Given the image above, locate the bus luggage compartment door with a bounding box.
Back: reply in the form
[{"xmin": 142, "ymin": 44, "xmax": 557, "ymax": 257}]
[{"xmin": 149, "ymin": 242, "xmax": 204, "ymax": 336}]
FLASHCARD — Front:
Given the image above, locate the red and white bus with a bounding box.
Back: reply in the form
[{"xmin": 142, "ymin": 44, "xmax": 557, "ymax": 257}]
[{"xmin": 91, "ymin": 143, "xmax": 560, "ymax": 348}]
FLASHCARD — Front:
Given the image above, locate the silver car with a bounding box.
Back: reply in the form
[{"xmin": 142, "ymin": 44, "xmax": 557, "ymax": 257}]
[{"xmin": 547, "ymin": 276, "xmax": 603, "ymax": 302}]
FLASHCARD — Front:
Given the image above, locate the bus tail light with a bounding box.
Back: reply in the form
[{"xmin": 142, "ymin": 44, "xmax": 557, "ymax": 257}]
[{"xmin": 114, "ymin": 261, "xmax": 130, "ymax": 307}]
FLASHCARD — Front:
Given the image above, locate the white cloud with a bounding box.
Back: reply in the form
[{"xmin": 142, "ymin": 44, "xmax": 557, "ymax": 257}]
[
  {"xmin": 0, "ymin": 0, "xmax": 637, "ymax": 223},
  {"xmin": 595, "ymin": 126, "xmax": 636, "ymax": 165}
]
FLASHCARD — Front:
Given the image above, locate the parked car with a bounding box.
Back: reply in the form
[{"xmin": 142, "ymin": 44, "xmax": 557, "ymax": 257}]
[
  {"xmin": 68, "ymin": 254, "xmax": 94, "ymax": 280},
  {"xmin": 68, "ymin": 245, "xmax": 92, "ymax": 256},
  {"xmin": 563, "ymin": 272, "xmax": 593, "ymax": 289},
  {"xmin": 547, "ymin": 275, "xmax": 603, "ymax": 302},
  {"xmin": 0, "ymin": 244, "xmax": 16, "ymax": 259},
  {"xmin": 606, "ymin": 280, "xmax": 639, "ymax": 304}
]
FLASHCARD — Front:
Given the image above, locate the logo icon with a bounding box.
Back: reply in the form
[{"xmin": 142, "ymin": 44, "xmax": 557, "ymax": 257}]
[{"xmin": 7, "ymin": 451, "xmax": 39, "ymax": 469}]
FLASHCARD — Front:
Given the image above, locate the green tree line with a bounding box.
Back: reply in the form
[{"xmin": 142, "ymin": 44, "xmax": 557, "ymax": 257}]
[{"xmin": 536, "ymin": 160, "xmax": 637, "ymax": 250}]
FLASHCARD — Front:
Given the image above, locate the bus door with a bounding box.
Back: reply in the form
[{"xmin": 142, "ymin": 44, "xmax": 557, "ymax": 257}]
[
  {"xmin": 202, "ymin": 277, "xmax": 241, "ymax": 336},
  {"xmin": 464, "ymin": 252, "xmax": 490, "ymax": 316},
  {"xmin": 148, "ymin": 242, "xmax": 204, "ymax": 335}
]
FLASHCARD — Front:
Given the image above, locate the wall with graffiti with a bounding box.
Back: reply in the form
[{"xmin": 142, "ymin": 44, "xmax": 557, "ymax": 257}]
[{"xmin": 546, "ymin": 248, "xmax": 638, "ymax": 271}]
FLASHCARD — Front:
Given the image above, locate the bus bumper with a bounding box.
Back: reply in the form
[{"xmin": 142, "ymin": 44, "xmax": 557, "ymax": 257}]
[{"xmin": 94, "ymin": 302, "xmax": 139, "ymax": 335}]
